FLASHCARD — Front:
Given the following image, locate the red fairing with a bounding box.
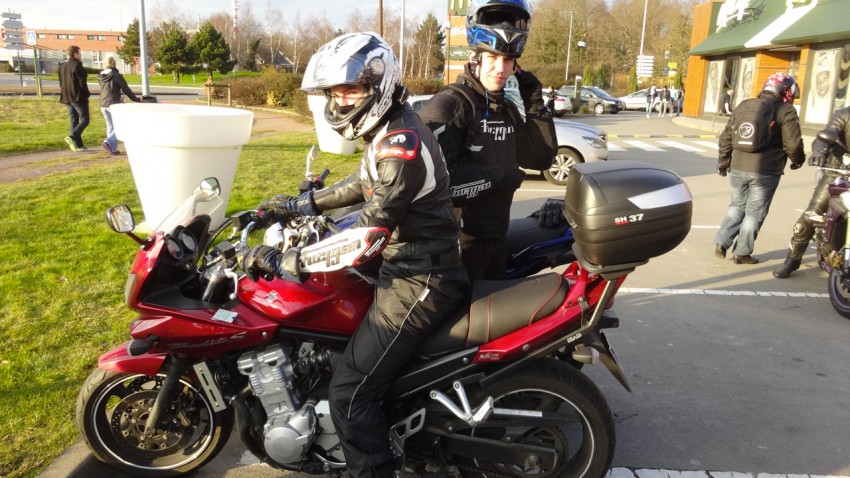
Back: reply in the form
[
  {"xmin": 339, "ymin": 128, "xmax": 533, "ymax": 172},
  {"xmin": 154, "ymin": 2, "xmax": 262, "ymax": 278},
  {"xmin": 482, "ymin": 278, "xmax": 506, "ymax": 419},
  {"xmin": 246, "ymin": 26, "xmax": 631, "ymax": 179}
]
[
  {"xmin": 473, "ymin": 264, "xmax": 625, "ymax": 363},
  {"xmin": 126, "ymin": 304, "xmax": 279, "ymax": 356},
  {"xmin": 125, "ymin": 233, "xmax": 165, "ymax": 307},
  {"xmin": 239, "ymin": 269, "xmax": 373, "ymax": 335},
  {"xmin": 98, "ymin": 341, "xmax": 167, "ymax": 375}
]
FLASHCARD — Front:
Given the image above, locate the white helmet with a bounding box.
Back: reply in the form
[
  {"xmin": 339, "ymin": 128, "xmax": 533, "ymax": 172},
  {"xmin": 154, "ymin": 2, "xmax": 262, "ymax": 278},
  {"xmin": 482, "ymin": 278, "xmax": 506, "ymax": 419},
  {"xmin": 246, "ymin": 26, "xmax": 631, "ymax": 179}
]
[{"xmin": 301, "ymin": 32, "xmax": 404, "ymax": 140}]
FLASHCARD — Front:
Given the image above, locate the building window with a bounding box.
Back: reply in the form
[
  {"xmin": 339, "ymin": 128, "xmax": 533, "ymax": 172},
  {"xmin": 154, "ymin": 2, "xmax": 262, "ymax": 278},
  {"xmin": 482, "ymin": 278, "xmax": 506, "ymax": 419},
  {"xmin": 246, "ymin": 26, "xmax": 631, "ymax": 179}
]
[
  {"xmin": 118, "ymin": 35, "xmax": 125, "ymax": 41},
  {"xmin": 803, "ymin": 48, "xmax": 843, "ymax": 125},
  {"xmin": 87, "ymin": 35, "xmax": 95, "ymax": 40},
  {"xmin": 68, "ymin": 34, "xmax": 75, "ymax": 39},
  {"xmin": 57, "ymin": 34, "xmax": 66, "ymax": 39},
  {"xmin": 38, "ymin": 34, "xmax": 46, "ymax": 39},
  {"xmin": 98, "ymin": 35, "xmax": 106, "ymax": 40}
]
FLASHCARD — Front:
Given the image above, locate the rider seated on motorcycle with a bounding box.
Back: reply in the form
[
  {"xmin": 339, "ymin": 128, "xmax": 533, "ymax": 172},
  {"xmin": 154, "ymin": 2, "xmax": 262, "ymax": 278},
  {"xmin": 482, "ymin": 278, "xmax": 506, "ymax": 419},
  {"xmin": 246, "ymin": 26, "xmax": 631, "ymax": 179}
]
[
  {"xmin": 241, "ymin": 32, "xmax": 469, "ymax": 478},
  {"xmin": 774, "ymin": 105, "xmax": 850, "ymax": 279}
]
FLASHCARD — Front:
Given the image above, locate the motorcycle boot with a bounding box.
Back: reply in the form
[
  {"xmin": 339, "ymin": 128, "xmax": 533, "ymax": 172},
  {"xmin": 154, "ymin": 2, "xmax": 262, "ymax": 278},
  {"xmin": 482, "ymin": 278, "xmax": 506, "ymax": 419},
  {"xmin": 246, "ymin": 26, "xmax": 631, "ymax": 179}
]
[{"xmin": 773, "ymin": 242, "xmax": 807, "ymax": 279}]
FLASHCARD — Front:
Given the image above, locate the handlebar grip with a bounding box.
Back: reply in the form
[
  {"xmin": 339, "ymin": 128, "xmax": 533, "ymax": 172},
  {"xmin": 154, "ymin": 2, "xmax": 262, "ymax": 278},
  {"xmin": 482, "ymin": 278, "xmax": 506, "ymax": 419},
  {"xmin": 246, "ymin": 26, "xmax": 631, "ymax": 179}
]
[{"xmin": 319, "ymin": 169, "xmax": 330, "ymax": 182}]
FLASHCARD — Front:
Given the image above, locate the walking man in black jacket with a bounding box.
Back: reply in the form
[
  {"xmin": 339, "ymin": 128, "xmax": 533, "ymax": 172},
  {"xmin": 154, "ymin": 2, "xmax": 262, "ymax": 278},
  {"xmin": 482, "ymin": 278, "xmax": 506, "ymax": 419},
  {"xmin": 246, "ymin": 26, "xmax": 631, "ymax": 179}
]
[
  {"xmin": 714, "ymin": 73, "xmax": 805, "ymax": 264},
  {"xmin": 98, "ymin": 57, "xmax": 140, "ymax": 155},
  {"xmin": 58, "ymin": 45, "xmax": 91, "ymax": 152}
]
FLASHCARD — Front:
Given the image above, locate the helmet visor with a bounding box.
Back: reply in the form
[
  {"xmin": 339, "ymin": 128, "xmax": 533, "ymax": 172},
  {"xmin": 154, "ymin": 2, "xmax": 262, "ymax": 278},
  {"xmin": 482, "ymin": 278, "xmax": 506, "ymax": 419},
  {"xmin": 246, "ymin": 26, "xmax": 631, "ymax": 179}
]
[{"xmin": 302, "ymin": 55, "xmax": 369, "ymax": 94}]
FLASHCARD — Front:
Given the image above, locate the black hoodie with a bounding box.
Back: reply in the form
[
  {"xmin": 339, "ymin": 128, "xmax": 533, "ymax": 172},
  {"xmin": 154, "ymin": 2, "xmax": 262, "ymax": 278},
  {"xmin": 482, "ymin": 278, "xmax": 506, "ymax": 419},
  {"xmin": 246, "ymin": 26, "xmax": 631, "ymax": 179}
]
[{"xmin": 98, "ymin": 67, "xmax": 139, "ymax": 108}]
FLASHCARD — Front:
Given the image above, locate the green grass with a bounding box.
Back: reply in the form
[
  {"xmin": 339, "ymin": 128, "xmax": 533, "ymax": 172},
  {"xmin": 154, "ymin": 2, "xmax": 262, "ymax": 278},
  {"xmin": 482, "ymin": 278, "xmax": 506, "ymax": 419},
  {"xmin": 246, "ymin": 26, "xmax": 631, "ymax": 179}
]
[
  {"xmin": 0, "ymin": 97, "xmax": 109, "ymax": 154},
  {"xmin": 40, "ymin": 70, "xmax": 261, "ymax": 88},
  {"xmin": 0, "ymin": 106, "xmax": 360, "ymax": 477}
]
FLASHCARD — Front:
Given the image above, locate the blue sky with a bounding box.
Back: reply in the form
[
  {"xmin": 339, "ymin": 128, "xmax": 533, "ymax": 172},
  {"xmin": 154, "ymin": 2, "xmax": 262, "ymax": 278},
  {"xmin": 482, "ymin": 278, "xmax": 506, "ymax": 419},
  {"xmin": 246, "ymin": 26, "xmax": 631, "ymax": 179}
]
[{"xmin": 4, "ymin": 0, "xmax": 446, "ymax": 32}]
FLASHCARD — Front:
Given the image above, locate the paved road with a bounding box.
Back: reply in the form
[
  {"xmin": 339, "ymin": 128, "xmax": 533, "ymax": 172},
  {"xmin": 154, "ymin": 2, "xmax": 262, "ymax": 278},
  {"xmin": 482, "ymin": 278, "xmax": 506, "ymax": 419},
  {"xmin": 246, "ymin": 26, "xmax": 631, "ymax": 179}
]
[{"xmin": 40, "ymin": 112, "xmax": 850, "ymax": 478}]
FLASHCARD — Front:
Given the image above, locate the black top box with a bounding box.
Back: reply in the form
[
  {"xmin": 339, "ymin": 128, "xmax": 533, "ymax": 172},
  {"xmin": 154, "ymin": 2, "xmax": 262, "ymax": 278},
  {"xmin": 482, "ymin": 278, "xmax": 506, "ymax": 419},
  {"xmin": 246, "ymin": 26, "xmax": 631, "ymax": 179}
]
[{"xmin": 564, "ymin": 161, "xmax": 692, "ymax": 266}]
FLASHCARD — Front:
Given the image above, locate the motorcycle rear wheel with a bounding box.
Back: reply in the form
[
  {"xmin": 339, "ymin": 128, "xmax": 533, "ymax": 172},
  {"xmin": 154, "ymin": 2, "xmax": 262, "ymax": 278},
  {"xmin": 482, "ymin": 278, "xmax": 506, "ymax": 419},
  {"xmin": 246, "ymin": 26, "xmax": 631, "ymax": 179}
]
[
  {"xmin": 75, "ymin": 368, "xmax": 233, "ymax": 477},
  {"xmin": 458, "ymin": 358, "xmax": 615, "ymax": 478},
  {"xmin": 828, "ymin": 268, "xmax": 850, "ymax": 319}
]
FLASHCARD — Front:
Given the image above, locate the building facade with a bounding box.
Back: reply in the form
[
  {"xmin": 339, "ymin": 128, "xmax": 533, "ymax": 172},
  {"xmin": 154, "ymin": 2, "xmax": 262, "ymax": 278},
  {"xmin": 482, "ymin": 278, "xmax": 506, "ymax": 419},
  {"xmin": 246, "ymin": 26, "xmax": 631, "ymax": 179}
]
[
  {"xmin": 685, "ymin": 0, "xmax": 850, "ymax": 132},
  {"xmin": 2, "ymin": 28, "xmax": 128, "ymax": 73}
]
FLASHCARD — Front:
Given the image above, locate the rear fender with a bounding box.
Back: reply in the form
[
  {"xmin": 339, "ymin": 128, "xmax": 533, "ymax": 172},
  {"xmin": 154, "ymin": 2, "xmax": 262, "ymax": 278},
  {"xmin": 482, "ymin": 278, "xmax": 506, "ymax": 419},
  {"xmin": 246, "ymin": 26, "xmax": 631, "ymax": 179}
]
[{"xmin": 98, "ymin": 341, "xmax": 168, "ymax": 376}]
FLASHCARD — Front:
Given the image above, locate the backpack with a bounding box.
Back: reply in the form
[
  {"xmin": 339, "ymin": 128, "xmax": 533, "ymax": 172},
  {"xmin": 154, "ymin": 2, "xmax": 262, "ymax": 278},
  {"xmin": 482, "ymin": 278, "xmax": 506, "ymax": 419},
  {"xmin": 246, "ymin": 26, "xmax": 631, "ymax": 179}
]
[{"xmin": 730, "ymin": 97, "xmax": 777, "ymax": 153}]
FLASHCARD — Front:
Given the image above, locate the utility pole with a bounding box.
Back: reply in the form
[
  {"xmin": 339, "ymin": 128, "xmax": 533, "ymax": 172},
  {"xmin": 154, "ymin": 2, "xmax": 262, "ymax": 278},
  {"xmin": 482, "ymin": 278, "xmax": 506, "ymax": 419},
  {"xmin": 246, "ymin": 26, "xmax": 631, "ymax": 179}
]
[
  {"xmin": 378, "ymin": 0, "xmax": 384, "ymax": 36},
  {"xmin": 399, "ymin": 0, "xmax": 405, "ymax": 76},
  {"xmin": 564, "ymin": 11, "xmax": 573, "ymax": 82}
]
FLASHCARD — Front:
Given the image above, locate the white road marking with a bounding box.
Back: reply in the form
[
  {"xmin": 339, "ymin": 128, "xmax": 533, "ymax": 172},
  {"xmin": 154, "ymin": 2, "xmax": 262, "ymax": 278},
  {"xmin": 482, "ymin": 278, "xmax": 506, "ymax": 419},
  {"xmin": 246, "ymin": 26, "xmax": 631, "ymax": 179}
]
[
  {"xmin": 694, "ymin": 140, "xmax": 720, "ymax": 150},
  {"xmin": 620, "ymin": 287, "xmax": 828, "ymax": 298},
  {"xmin": 608, "ymin": 141, "xmax": 626, "ymax": 151},
  {"xmin": 659, "ymin": 140, "xmax": 706, "ymax": 152},
  {"xmin": 624, "ymin": 140, "xmax": 665, "ymax": 152},
  {"xmin": 606, "ymin": 469, "xmax": 850, "ymax": 478}
]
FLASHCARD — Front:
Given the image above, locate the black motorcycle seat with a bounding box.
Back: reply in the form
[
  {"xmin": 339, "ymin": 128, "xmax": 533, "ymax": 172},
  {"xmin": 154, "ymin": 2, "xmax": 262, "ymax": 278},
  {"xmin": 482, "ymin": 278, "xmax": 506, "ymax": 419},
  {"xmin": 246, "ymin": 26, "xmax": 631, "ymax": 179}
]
[
  {"xmin": 416, "ymin": 273, "xmax": 569, "ymax": 358},
  {"xmin": 506, "ymin": 217, "xmax": 570, "ymax": 255}
]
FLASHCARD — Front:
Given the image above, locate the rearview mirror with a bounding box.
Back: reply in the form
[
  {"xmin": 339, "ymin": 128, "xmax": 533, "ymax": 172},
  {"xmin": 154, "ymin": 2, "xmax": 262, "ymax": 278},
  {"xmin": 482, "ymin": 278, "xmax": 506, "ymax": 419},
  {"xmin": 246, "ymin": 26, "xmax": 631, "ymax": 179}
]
[
  {"xmin": 199, "ymin": 177, "xmax": 221, "ymax": 197},
  {"xmin": 105, "ymin": 205, "xmax": 135, "ymax": 233},
  {"xmin": 305, "ymin": 145, "xmax": 319, "ymax": 180}
]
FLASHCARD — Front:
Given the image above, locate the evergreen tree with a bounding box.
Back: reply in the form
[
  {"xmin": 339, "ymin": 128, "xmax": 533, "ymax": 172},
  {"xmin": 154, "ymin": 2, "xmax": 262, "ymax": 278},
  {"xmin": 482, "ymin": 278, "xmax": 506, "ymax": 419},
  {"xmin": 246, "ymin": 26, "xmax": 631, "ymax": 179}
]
[
  {"xmin": 628, "ymin": 67, "xmax": 638, "ymax": 94},
  {"xmin": 116, "ymin": 19, "xmax": 141, "ymax": 68},
  {"xmin": 192, "ymin": 22, "xmax": 237, "ymax": 81},
  {"xmin": 156, "ymin": 26, "xmax": 195, "ymax": 84}
]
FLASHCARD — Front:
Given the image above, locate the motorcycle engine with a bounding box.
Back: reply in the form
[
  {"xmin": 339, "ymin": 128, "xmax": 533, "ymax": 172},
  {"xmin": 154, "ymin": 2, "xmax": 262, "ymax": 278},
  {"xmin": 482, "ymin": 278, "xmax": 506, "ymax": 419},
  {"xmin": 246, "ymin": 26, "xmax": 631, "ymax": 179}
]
[{"xmin": 237, "ymin": 343, "xmax": 320, "ymax": 464}]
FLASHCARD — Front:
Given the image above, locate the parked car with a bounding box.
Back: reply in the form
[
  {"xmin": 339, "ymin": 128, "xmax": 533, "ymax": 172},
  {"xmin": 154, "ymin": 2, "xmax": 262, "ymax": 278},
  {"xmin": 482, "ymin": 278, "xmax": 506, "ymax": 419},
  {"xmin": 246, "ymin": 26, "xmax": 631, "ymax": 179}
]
[
  {"xmin": 555, "ymin": 85, "xmax": 625, "ymax": 115},
  {"xmin": 618, "ymin": 88, "xmax": 683, "ymax": 113},
  {"xmin": 408, "ymin": 90, "xmax": 608, "ymax": 186}
]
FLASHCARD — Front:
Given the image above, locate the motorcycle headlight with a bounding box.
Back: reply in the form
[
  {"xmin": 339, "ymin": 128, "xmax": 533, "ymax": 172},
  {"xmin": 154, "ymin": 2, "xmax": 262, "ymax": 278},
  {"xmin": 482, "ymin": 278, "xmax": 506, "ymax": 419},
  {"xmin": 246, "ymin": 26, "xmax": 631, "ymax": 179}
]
[{"xmin": 583, "ymin": 136, "xmax": 606, "ymax": 149}]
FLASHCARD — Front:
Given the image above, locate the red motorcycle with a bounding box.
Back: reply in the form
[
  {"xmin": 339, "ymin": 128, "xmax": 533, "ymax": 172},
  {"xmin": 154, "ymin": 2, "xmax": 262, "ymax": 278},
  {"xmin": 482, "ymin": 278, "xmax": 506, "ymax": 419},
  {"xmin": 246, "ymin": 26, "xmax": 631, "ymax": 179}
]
[{"xmin": 76, "ymin": 160, "xmax": 692, "ymax": 477}]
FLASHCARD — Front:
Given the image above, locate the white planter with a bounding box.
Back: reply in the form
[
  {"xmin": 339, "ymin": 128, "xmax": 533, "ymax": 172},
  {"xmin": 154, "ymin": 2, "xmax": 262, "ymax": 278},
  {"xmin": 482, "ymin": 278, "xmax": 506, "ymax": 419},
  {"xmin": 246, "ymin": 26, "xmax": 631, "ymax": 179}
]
[
  {"xmin": 110, "ymin": 103, "xmax": 254, "ymax": 230},
  {"xmin": 307, "ymin": 94, "xmax": 357, "ymax": 155}
]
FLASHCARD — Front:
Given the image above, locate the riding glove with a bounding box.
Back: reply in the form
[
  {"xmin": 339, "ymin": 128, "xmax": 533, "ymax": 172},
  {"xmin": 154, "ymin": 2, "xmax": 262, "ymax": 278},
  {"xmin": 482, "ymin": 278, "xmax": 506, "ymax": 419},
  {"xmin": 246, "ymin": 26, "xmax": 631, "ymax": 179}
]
[
  {"xmin": 258, "ymin": 191, "xmax": 320, "ymax": 218},
  {"xmin": 515, "ymin": 70, "xmax": 545, "ymax": 115},
  {"xmin": 242, "ymin": 244, "xmax": 304, "ymax": 283},
  {"xmin": 530, "ymin": 199, "xmax": 568, "ymax": 228}
]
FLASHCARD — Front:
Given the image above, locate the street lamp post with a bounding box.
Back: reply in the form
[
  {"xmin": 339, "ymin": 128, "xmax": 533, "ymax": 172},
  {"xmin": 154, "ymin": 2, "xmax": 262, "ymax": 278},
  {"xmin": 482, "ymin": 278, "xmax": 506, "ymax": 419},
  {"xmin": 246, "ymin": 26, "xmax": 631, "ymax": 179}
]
[{"xmin": 564, "ymin": 11, "xmax": 573, "ymax": 82}]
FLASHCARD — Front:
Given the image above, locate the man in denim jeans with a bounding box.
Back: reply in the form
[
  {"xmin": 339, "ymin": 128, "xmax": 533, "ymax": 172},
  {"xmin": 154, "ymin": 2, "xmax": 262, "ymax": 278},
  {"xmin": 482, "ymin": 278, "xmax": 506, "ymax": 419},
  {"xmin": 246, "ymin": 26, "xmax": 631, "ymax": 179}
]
[
  {"xmin": 58, "ymin": 45, "xmax": 91, "ymax": 151},
  {"xmin": 714, "ymin": 73, "xmax": 805, "ymax": 264}
]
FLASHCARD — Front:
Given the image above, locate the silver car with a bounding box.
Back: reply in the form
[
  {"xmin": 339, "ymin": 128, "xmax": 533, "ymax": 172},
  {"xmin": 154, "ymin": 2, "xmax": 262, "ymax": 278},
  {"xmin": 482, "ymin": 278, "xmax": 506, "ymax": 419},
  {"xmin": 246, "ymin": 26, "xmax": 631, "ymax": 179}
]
[{"xmin": 409, "ymin": 91, "xmax": 608, "ymax": 186}]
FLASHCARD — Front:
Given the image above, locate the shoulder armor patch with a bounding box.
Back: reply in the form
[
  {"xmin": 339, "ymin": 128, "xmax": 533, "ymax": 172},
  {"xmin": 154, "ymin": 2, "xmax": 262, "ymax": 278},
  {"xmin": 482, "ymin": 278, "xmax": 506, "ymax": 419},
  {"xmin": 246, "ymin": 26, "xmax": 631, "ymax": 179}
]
[{"xmin": 376, "ymin": 130, "xmax": 419, "ymax": 160}]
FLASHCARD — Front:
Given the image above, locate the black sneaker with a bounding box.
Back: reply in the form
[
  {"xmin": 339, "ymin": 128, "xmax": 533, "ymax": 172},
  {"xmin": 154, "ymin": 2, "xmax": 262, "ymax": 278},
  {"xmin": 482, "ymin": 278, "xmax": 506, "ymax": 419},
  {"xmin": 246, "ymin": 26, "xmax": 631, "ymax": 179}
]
[
  {"xmin": 714, "ymin": 245, "xmax": 727, "ymax": 259},
  {"xmin": 733, "ymin": 255, "xmax": 759, "ymax": 265}
]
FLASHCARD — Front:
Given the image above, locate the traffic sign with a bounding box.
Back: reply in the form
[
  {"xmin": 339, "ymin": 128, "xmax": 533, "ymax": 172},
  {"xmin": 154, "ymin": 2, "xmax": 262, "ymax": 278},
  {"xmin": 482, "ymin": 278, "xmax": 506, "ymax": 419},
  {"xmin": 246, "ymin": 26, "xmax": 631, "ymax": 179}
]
[
  {"xmin": 636, "ymin": 54, "xmax": 654, "ymax": 78},
  {"xmin": 1, "ymin": 12, "xmax": 22, "ymax": 20},
  {"xmin": 25, "ymin": 30, "xmax": 36, "ymax": 46},
  {"xmin": 2, "ymin": 19, "xmax": 23, "ymax": 29}
]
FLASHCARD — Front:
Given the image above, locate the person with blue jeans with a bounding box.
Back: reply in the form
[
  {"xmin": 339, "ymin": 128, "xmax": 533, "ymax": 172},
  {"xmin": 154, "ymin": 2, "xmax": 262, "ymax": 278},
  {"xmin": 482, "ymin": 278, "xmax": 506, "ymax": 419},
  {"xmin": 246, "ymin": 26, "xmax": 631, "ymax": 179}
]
[
  {"xmin": 714, "ymin": 72, "xmax": 805, "ymax": 264},
  {"xmin": 58, "ymin": 45, "xmax": 91, "ymax": 152},
  {"xmin": 98, "ymin": 56, "xmax": 140, "ymax": 154},
  {"xmin": 645, "ymin": 85, "xmax": 657, "ymax": 118}
]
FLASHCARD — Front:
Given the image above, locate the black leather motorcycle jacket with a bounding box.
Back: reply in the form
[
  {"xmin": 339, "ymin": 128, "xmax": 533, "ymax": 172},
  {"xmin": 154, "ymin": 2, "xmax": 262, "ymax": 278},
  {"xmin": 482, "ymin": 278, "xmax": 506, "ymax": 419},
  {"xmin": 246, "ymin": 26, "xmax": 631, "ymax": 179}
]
[
  {"xmin": 418, "ymin": 64, "xmax": 557, "ymax": 239},
  {"xmin": 311, "ymin": 103, "xmax": 461, "ymax": 270},
  {"xmin": 718, "ymin": 91, "xmax": 805, "ymax": 175},
  {"xmin": 811, "ymin": 105, "xmax": 850, "ymax": 168}
]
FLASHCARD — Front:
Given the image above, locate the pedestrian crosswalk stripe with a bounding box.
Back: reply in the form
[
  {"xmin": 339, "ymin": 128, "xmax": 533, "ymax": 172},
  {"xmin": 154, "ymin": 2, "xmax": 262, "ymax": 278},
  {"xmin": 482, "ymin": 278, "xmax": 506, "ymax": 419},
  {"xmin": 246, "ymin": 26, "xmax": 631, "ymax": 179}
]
[
  {"xmin": 619, "ymin": 287, "xmax": 827, "ymax": 298},
  {"xmin": 693, "ymin": 140, "xmax": 719, "ymax": 150},
  {"xmin": 658, "ymin": 140, "xmax": 705, "ymax": 152},
  {"xmin": 608, "ymin": 142, "xmax": 626, "ymax": 151},
  {"xmin": 623, "ymin": 140, "xmax": 665, "ymax": 152}
]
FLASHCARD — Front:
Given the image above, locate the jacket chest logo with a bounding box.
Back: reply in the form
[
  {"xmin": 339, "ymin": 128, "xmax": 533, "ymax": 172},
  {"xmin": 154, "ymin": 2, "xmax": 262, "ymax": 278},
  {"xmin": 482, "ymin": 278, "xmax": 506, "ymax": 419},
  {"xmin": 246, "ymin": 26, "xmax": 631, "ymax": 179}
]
[{"xmin": 479, "ymin": 118, "xmax": 514, "ymax": 142}]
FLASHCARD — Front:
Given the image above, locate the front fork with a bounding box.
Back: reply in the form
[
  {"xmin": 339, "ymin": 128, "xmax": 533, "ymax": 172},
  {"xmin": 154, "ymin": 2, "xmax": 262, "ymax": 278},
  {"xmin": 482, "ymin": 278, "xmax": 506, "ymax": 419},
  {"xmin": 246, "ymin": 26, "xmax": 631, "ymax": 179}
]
[{"xmin": 143, "ymin": 355, "xmax": 194, "ymax": 438}]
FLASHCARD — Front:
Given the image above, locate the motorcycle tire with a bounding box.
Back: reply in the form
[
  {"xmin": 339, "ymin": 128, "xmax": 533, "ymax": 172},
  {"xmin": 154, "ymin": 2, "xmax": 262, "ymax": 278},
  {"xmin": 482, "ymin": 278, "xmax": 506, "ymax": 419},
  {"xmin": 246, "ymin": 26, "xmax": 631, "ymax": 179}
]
[
  {"xmin": 75, "ymin": 367, "xmax": 233, "ymax": 477},
  {"xmin": 456, "ymin": 358, "xmax": 615, "ymax": 478},
  {"xmin": 828, "ymin": 268, "xmax": 850, "ymax": 319}
]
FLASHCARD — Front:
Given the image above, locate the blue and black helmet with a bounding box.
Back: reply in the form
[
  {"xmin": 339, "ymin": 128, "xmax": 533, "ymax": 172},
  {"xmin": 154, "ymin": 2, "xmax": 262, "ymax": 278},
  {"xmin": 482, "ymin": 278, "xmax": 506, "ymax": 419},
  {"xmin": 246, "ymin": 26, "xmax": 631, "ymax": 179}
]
[{"xmin": 466, "ymin": 0, "xmax": 531, "ymax": 58}]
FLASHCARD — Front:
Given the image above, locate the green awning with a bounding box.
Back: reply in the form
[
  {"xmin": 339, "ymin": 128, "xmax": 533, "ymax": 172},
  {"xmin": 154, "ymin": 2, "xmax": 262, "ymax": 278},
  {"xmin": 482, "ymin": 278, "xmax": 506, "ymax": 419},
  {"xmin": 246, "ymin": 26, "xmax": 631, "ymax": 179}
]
[
  {"xmin": 689, "ymin": 1, "xmax": 787, "ymax": 57},
  {"xmin": 772, "ymin": 0, "xmax": 850, "ymax": 45}
]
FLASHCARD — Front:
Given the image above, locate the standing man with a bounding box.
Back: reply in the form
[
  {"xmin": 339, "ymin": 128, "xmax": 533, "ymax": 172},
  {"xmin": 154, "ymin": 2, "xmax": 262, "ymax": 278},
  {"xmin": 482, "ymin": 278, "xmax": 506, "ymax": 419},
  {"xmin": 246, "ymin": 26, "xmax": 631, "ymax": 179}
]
[
  {"xmin": 248, "ymin": 32, "xmax": 469, "ymax": 478},
  {"xmin": 58, "ymin": 45, "xmax": 91, "ymax": 152},
  {"xmin": 418, "ymin": 0, "xmax": 557, "ymax": 280},
  {"xmin": 720, "ymin": 88, "xmax": 734, "ymax": 115},
  {"xmin": 714, "ymin": 72, "xmax": 805, "ymax": 264},
  {"xmin": 774, "ymin": 105, "xmax": 850, "ymax": 278},
  {"xmin": 658, "ymin": 85, "xmax": 671, "ymax": 117},
  {"xmin": 645, "ymin": 85, "xmax": 658, "ymax": 118},
  {"xmin": 99, "ymin": 57, "xmax": 141, "ymax": 155}
]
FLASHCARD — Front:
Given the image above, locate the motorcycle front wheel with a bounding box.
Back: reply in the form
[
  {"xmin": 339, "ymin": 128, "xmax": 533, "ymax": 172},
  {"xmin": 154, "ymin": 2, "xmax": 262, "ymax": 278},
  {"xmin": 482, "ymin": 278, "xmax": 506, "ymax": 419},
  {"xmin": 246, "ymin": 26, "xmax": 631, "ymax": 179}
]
[
  {"xmin": 458, "ymin": 358, "xmax": 615, "ymax": 478},
  {"xmin": 76, "ymin": 368, "xmax": 233, "ymax": 477},
  {"xmin": 828, "ymin": 268, "xmax": 850, "ymax": 319}
]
